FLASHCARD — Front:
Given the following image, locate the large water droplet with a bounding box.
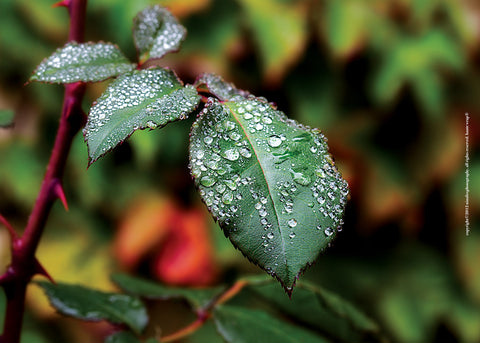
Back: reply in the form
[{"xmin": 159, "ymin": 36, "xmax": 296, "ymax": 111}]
[
  {"xmin": 223, "ymin": 148, "xmax": 239, "ymax": 161},
  {"xmin": 288, "ymin": 219, "xmax": 297, "ymax": 228},
  {"xmin": 291, "ymin": 171, "xmax": 311, "ymax": 186},
  {"xmin": 222, "ymin": 192, "xmax": 233, "ymax": 204},
  {"xmin": 239, "ymin": 147, "xmax": 252, "ymax": 158},
  {"xmin": 200, "ymin": 175, "xmax": 216, "ymax": 187},
  {"xmin": 324, "ymin": 227, "xmax": 334, "ymax": 236},
  {"xmin": 267, "ymin": 135, "xmax": 282, "ymax": 148}
]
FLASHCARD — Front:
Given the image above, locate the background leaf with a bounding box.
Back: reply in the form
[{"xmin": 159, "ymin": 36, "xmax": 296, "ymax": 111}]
[
  {"xmin": 0, "ymin": 109, "xmax": 15, "ymax": 128},
  {"xmin": 133, "ymin": 5, "xmax": 187, "ymax": 63},
  {"xmin": 30, "ymin": 42, "xmax": 135, "ymax": 84},
  {"xmin": 37, "ymin": 282, "xmax": 148, "ymax": 334},
  {"xmin": 83, "ymin": 67, "xmax": 200, "ymax": 164},
  {"xmin": 250, "ymin": 280, "xmax": 381, "ymax": 342},
  {"xmin": 112, "ymin": 273, "xmax": 223, "ymax": 311},
  {"xmin": 189, "ymin": 97, "xmax": 348, "ymax": 292},
  {"xmin": 104, "ymin": 332, "xmax": 141, "ymax": 343},
  {"xmin": 213, "ymin": 305, "xmax": 329, "ymax": 343},
  {"xmin": 236, "ymin": 0, "xmax": 307, "ymax": 84}
]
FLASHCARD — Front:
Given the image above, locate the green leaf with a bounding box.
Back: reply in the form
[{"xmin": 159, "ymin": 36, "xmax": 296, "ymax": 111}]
[
  {"xmin": 213, "ymin": 305, "xmax": 329, "ymax": 343},
  {"xmin": 84, "ymin": 67, "xmax": 200, "ymax": 164},
  {"xmin": 189, "ymin": 96, "xmax": 349, "ymax": 293},
  {"xmin": 195, "ymin": 73, "xmax": 250, "ymax": 101},
  {"xmin": 0, "ymin": 109, "xmax": 14, "ymax": 128},
  {"xmin": 37, "ymin": 281, "xmax": 148, "ymax": 334},
  {"xmin": 30, "ymin": 42, "xmax": 135, "ymax": 84},
  {"xmin": 251, "ymin": 280, "xmax": 381, "ymax": 342},
  {"xmin": 112, "ymin": 273, "xmax": 223, "ymax": 311},
  {"xmin": 104, "ymin": 332, "xmax": 141, "ymax": 343},
  {"xmin": 133, "ymin": 5, "xmax": 187, "ymax": 63}
]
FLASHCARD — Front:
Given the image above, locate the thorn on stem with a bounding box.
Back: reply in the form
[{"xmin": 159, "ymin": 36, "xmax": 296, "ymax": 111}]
[
  {"xmin": 52, "ymin": 0, "xmax": 69, "ymax": 8},
  {"xmin": 0, "ymin": 214, "xmax": 18, "ymax": 241},
  {"xmin": 34, "ymin": 259, "xmax": 55, "ymax": 284},
  {"xmin": 52, "ymin": 180, "xmax": 69, "ymax": 211}
]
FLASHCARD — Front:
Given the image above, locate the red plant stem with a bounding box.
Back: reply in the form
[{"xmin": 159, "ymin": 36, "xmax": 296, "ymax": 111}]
[
  {"xmin": 0, "ymin": 1, "xmax": 87, "ymax": 342},
  {"xmin": 160, "ymin": 280, "xmax": 250, "ymax": 342}
]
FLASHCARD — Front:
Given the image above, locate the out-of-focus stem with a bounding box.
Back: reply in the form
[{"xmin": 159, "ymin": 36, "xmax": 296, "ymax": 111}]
[{"xmin": 0, "ymin": 1, "xmax": 87, "ymax": 342}]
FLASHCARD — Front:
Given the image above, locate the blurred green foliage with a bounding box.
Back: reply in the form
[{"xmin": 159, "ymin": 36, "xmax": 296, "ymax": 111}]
[{"xmin": 0, "ymin": 0, "xmax": 479, "ymax": 342}]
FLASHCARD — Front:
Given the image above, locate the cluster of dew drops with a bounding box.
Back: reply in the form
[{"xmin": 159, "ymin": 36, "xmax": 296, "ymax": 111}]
[
  {"xmin": 84, "ymin": 69, "xmax": 198, "ymax": 156},
  {"xmin": 35, "ymin": 42, "xmax": 133, "ymax": 83},
  {"xmin": 135, "ymin": 5, "xmax": 185, "ymax": 57},
  {"xmin": 190, "ymin": 97, "xmax": 349, "ymax": 256}
]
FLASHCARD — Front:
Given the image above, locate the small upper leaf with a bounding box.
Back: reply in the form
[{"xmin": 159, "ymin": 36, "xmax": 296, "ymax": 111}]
[
  {"xmin": 30, "ymin": 42, "xmax": 135, "ymax": 84},
  {"xmin": 112, "ymin": 273, "xmax": 223, "ymax": 311},
  {"xmin": 37, "ymin": 281, "xmax": 148, "ymax": 334},
  {"xmin": 213, "ymin": 305, "xmax": 329, "ymax": 343},
  {"xmin": 195, "ymin": 73, "xmax": 250, "ymax": 101},
  {"xmin": 83, "ymin": 67, "xmax": 200, "ymax": 164},
  {"xmin": 0, "ymin": 109, "xmax": 15, "ymax": 128},
  {"xmin": 189, "ymin": 95, "xmax": 349, "ymax": 293},
  {"xmin": 133, "ymin": 5, "xmax": 187, "ymax": 63}
]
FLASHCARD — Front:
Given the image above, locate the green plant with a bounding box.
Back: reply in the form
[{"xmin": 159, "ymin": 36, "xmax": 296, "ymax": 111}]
[{"xmin": 0, "ymin": 2, "xmax": 382, "ymax": 342}]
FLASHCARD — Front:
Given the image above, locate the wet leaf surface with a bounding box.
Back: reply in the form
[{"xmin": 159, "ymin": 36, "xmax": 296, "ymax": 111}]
[
  {"xmin": 30, "ymin": 42, "xmax": 135, "ymax": 84},
  {"xmin": 189, "ymin": 94, "xmax": 348, "ymax": 292},
  {"xmin": 133, "ymin": 5, "xmax": 187, "ymax": 63},
  {"xmin": 84, "ymin": 67, "xmax": 200, "ymax": 164}
]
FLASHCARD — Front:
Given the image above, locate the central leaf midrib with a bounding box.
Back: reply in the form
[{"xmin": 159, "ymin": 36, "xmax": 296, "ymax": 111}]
[{"xmin": 226, "ymin": 103, "xmax": 288, "ymax": 274}]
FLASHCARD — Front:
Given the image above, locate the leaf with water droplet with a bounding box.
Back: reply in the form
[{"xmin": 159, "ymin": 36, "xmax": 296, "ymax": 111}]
[
  {"xmin": 29, "ymin": 42, "xmax": 135, "ymax": 84},
  {"xmin": 84, "ymin": 68, "xmax": 200, "ymax": 165},
  {"xmin": 189, "ymin": 96, "xmax": 349, "ymax": 293},
  {"xmin": 133, "ymin": 5, "xmax": 187, "ymax": 63},
  {"xmin": 195, "ymin": 73, "xmax": 250, "ymax": 101}
]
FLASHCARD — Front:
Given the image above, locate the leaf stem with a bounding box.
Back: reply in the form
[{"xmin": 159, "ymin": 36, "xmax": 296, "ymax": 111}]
[
  {"xmin": 0, "ymin": 1, "xmax": 88, "ymax": 342},
  {"xmin": 159, "ymin": 279, "xmax": 249, "ymax": 342}
]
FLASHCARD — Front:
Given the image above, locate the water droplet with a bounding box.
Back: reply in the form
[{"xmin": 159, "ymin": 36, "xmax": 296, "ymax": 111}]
[
  {"xmin": 239, "ymin": 147, "xmax": 252, "ymax": 158},
  {"xmin": 324, "ymin": 227, "xmax": 334, "ymax": 236},
  {"xmin": 203, "ymin": 136, "xmax": 213, "ymax": 144},
  {"xmin": 259, "ymin": 208, "xmax": 268, "ymax": 217},
  {"xmin": 291, "ymin": 170, "xmax": 311, "ymax": 186},
  {"xmin": 288, "ymin": 219, "xmax": 297, "ymax": 227},
  {"xmin": 146, "ymin": 120, "xmax": 157, "ymax": 129},
  {"xmin": 200, "ymin": 175, "xmax": 216, "ymax": 187},
  {"xmin": 267, "ymin": 232, "xmax": 274, "ymax": 239},
  {"xmin": 289, "ymin": 232, "xmax": 296, "ymax": 239},
  {"xmin": 223, "ymin": 148, "xmax": 239, "ymax": 161},
  {"xmin": 224, "ymin": 179, "xmax": 237, "ymax": 191},
  {"xmin": 260, "ymin": 196, "xmax": 268, "ymax": 204},
  {"xmin": 222, "ymin": 192, "xmax": 233, "ymax": 204},
  {"xmin": 267, "ymin": 135, "xmax": 282, "ymax": 148},
  {"xmin": 216, "ymin": 183, "xmax": 226, "ymax": 193},
  {"xmin": 317, "ymin": 196, "xmax": 325, "ymax": 205},
  {"xmin": 255, "ymin": 202, "xmax": 262, "ymax": 210}
]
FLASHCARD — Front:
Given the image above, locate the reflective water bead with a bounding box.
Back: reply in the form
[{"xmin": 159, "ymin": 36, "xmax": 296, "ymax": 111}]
[{"xmin": 267, "ymin": 135, "xmax": 282, "ymax": 148}]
